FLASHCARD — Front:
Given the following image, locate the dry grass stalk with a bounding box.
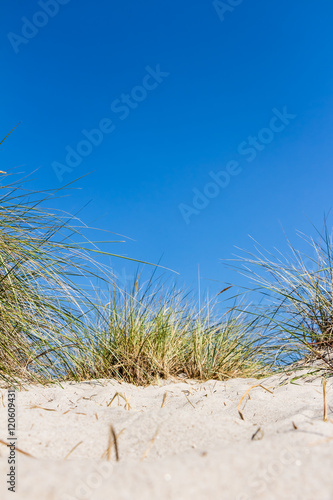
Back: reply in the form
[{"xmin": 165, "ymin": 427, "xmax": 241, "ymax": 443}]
[
  {"xmin": 161, "ymin": 392, "xmax": 168, "ymax": 408},
  {"xmin": 104, "ymin": 425, "xmax": 121, "ymax": 461},
  {"xmin": 64, "ymin": 441, "xmax": 83, "ymax": 460},
  {"xmin": 29, "ymin": 405, "xmax": 57, "ymax": 412},
  {"xmin": 184, "ymin": 393, "xmax": 195, "ymax": 408},
  {"xmin": 0, "ymin": 439, "xmax": 34, "ymax": 458},
  {"xmin": 238, "ymin": 384, "xmax": 273, "ymax": 420},
  {"xmin": 323, "ymin": 378, "xmax": 328, "ymax": 422},
  {"xmin": 140, "ymin": 427, "xmax": 160, "ymax": 461},
  {"xmin": 251, "ymin": 427, "xmax": 264, "ymax": 441},
  {"xmin": 101, "ymin": 428, "xmax": 125, "ymax": 459},
  {"xmin": 107, "ymin": 392, "xmax": 131, "ymax": 410}
]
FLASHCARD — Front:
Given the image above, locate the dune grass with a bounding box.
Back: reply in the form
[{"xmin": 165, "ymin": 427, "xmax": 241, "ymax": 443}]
[
  {"xmin": 0, "ymin": 173, "xmax": 269, "ymax": 386},
  {"xmin": 65, "ymin": 276, "xmax": 270, "ymax": 384},
  {"xmin": 0, "ymin": 174, "xmax": 117, "ymax": 385},
  {"xmin": 236, "ymin": 221, "xmax": 333, "ymax": 372},
  {"xmin": 1, "ymin": 172, "xmax": 332, "ymax": 386},
  {"xmin": 2, "ymin": 127, "xmax": 332, "ymax": 384}
]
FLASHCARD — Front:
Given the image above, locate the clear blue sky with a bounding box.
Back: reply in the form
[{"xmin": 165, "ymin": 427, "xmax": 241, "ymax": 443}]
[{"xmin": 2, "ymin": 1, "xmax": 333, "ymax": 295}]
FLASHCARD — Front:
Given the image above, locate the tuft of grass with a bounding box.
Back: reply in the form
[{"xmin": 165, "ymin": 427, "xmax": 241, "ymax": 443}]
[
  {"xmin": 66, "ymin": 275, "xmax": 271, "ymax": 384},
  {"xmin": 235, "ymin": 220, "xmax": 333, "ymax": 371},
  {"xmin": 0, "ymin": 174, "xmax": 130, "ymax": 386}
]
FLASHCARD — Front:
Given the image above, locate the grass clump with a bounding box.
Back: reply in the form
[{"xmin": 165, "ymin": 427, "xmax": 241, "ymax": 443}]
[
  {"xmin": 0, "ymin": 176, "xmax": 116, "ymax": 385},
  {"xmin": 0, "ymin": 176, "xmax": 268, "ymax": 386},
  {"xmin": 236, "ymin": 221, "xmax": 333, "ymax": 371},
  {"xmin": 67, "ymin": 276, "xmax": 270, "ymax": 384},
  {"xmin": 0, "ymin": 176, "xmax": 270, "ymax": 386}
]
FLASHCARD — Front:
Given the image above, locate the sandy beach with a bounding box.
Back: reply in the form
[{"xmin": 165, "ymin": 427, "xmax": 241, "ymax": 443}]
[{"xmin": 0, "ymin": 372, "xmax": 332, "ymax": 500}]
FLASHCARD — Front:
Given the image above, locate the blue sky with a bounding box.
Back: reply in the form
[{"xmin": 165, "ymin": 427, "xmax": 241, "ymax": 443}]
[{"xmin": 2, "ymin": 0, "xmax": 333, "ymax": 296}]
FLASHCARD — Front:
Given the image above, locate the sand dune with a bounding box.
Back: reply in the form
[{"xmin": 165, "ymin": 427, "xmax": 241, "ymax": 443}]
[{"xmin": 1, "ymin": 372, "xmax": 333, "ymax": 500}]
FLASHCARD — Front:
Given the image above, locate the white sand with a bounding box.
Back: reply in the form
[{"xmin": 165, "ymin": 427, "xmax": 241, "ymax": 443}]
[{"xmin": 0, "ymin": 372, "xmax": 333, "ymax": 500}]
